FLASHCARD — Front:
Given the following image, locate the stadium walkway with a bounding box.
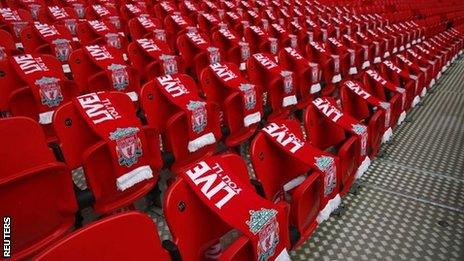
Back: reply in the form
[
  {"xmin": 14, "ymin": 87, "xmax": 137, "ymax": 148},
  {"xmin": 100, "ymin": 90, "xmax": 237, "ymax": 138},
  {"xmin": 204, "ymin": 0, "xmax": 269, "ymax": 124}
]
[{"xmin": 291, "ymin": 57, "xmax": 464, "ymax": 260}]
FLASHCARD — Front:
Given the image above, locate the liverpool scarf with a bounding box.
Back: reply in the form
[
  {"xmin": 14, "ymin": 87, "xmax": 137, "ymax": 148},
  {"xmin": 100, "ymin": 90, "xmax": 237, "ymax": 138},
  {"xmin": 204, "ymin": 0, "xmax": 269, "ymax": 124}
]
[
  {"xmin": 73, "ymin": 91, "xmax": 153, "ymax": 191},
  {"xmin": 33, "ymin": 23, "xmax": 73, "ymax": 62},
  {"xmin": 364, "ymin": 69, "xmax": 407, "ymax": 125},
  {"xmin": 252, "ymin": 53, "xmax": 297, "ymax": 107},
  {"xmin": 86, "ymin": 19, "xmax": 122, "ymax": 49},
  {"xmin": 135, "ymin": 38, "xmax": 178, "ymax": 75},
  {"xmin": 342, "ymin": 80, "xmax": 393, "ymax": 143},
  {"xmin": 0, "ymin": 8, "xmax": 29, "ymax": 38},
  {"xmin": 261, "ymin": 119, "xmax": 341, "ymax": 223},
  {"xmin": 208, "ymin": 63, "xmax": 262, "ymax": 127},
  {"xmin": 312, "ymin": 97, "xmax": 371, "ymax": 178},
  {"xmin": 84, "ymin": 45, "xmax": 135, "ymax": 99},
  {"xmin": 179, "ymin": 154, "xmax": 290, "ymax": 261},
  {"xmin": 155, "ymin": 74, "xmax": 216, "ymax": 152},
  {"xmin": 10, "ymin": 54, "xmax": 65, "ymax": 124}
]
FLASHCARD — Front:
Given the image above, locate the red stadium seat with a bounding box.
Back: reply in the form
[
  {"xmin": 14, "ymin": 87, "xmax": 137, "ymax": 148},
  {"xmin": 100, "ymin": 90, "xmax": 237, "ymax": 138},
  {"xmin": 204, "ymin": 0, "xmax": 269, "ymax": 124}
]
[
  {"xmin": 140, "ymin": 74, "xmax": 222, "ymax": 170},
  {"xmin": 0, "ymin": 7, "xmax": 34, "ymax": 42},
  {"xmin": 127, "ymin": 37, "xmax": 183, "ymax": 84},
  {"xmin": 68, "ymin": 44, "xmax": 140, "ymax": 99},
  {"xmin": 247, "ymin": 53, "xmax": 298, "ymax": 118},
  {"xmin": 127, "ymin": 15, "xmax": 163, "ymax": 40},
  {"xmin": 339, "ymin": 80, "xmax": 388, "ymax": 157},
  {"xmin": 164, "ymin": 153, "xmax": 290, "ymax": 261},
  {"xmin": 20, "ymin": 23, "xmax": 75, "ymax": 68},
  {"xmin": 303, "ymin": 98, "xmax": 365, "ymax": 195},
  {"xmin": 200, "ymin": 62, "xmax": 263, "ymax": 147},
  {"xmin": 212, "ymin": 27, "xmax": 251, "ymax": 67},
  {"xmin": 52, "ymin": 92, "xmax": 162, "ymax": 214},
  {"xmin": 363, "ymin": 69, "xmax": 407, "ymax": 127},
  {"xmin": 379, "ymin": 59, "xmax": 418, "ymax": 111},
  {"xmin": 76, "ymin": 19, "xmax": 127, "ymax": 50},
  {"xmin": 305, "ymin": 41, "xmax": 341, "ymax": 96},
  {"xmin": 278, "ymin": 47, "xmax": 322, "ymax": 108},
  {"xmin": 0, "ymin": 54, "xmax": 78, "ymax": 135},
  {"xmin": 35, "ymin": 212, "xmax": 172, "ymax": 261},
  {"xmin": 176, "ymin": 31, "xmax": 223, "ymax": 80},
  {"xmin": 0, "ymin": 117, "xmax": 77, "ymax": 260},
  {"xmin": 251, "ymin": 119, "xmax": 341, "ymax": 246},
  {"xmin": 0, "ymin": 28, "xmax": 21, "ymax": 61}
]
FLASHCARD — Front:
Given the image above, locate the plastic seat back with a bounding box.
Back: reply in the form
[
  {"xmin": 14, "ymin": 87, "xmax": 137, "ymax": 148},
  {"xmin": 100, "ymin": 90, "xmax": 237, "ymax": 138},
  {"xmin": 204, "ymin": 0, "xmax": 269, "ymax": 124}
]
[
  {"xmin": 68, "ymin": 46, "xmax": 140, "ymax": 94},
  {"xmin": 35, "ymin": 212, "xmax": 171, "ymax": 261},
  {"xmin": 164, "ymin": 154, "xmax": 256, "ymax": 261},
  {"xmin": 0, "ymin": 117, "xmax": 77, "ymax": 260},
  {"xmin": 303, "ymin": 104, "xmax": 346, "ymax": 150},
  {"xmin": 52, "ymin": 93, "xmax": 161, "ymax": 214}
]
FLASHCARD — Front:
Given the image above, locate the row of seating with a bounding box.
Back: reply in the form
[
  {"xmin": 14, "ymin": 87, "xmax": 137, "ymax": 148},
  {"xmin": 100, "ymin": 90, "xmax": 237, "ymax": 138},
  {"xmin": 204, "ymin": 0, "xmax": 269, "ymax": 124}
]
[{"xmin": 1, "ymin": 0, "xmax": 464, "ymax": 260}]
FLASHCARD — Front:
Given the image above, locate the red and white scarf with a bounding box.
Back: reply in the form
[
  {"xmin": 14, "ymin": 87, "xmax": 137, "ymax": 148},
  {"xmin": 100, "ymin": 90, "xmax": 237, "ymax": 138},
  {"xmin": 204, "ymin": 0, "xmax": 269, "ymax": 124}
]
[
  {"xmin": 312, "ymin": 97, "xmax": 371, "ymax": 178},
  {"xmin": 10, "ymin": 54, "xmax": 65, "ymax": 124},
  {"xmin": 135, "ymin": 38, "xmax": 178, "ymax": 75},
  {"xmin": 184, "ymin": 31, "xmax": 221, "ymax": 64},
  {"xmin": 0, "ymin": 8, "xmax": 29, "ymax": 38},
  {"xmin": 364, "ymin": 69, "xmax": 407, "ymax": 125},
  {"xmin": 252, "ymin": 53, "xmax": 297, "ymax": 107},
  {"xmin": 208, "ymin": 63, "xmax": 263, "ymax": 127},
  {"xmin": 179, "ymin": 155, "xmax": 290, "ymax": 260},
  {"xmin": 155, "ymin": 74, "xmax": 217, "ymax": 152},
  {"xmin": 282, "ymin": 47, "xmax": 321, "ymax": 94},
  {"xmin": 342, "ymin": 80, "xmax": 393, "ymax": 143},
  {"xmin": 134, "ymin": 16, "xmax": 166, "ymax": 42},
  {"xmin": 261, "ymin": 119, "xmax": 341, "ymax": 223},
  {"xmin": 87, "ymin": 20, "xmax": 122, "ymax": 49},
  {"xmin": 33, "ymin": 23, "xmax": 73, "ymax": 62},
  {"xmin": 84, "ymin": 45, "xmax": 136, "ymax": 100},
  {"xmin": 73, "ymin": 92, "xmax": 153, "ymax": 191}
]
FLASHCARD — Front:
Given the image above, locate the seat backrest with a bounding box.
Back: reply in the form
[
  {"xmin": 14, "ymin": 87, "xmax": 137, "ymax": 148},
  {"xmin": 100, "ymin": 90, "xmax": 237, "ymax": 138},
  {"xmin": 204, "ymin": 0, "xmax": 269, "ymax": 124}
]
[
  {"xmin": 250, "ymin": 120, "xmax": 313, "ymax": 200},
  {"xmin": 362, "ymin": 70, "xmax": 388, "ymax": 101},
  {"xmin": 69, "ymin": 46, "xmax": 139, "ymax": 94},
  {"xmin": 339, "ymin": 82, "xmax": 371, "ymax": 121},
  {"xmin": 0, "ymin": 58, "xmax": 27, "ymax": 112},
  {"xmin": 20, "ymin": 24, "xmax": 73, "ymax": 58},
  {"xmin": 0, "ymin": 117, "xmax": 77, "ymax": 260},
  {"xmin": 68, "ymin": 48, "xmax": 100, "ymax": 92},
  {"xmin": 304, "ymin": 104, "xmax": 347, "ymax": 150},
  {"xmin": 52, "ymin": 93, "xmax": 162, "ymax": 214},
  {"xmin": 140, "ymin": 75, "xmax": 197, "ymax": 134},
  {"xmin": 35, "ymin": 211, "xmax": 170, "ymax": 261},
  {"xmin": 164, "ymin": 154, "xmax": 252, "ymax": 261}
]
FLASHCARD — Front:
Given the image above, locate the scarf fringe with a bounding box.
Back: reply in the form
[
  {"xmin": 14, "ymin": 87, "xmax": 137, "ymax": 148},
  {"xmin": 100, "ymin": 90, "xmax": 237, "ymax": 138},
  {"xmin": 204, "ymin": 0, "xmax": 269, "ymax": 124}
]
[
  {"xmin": 316, "ymin": 194, "xmax": 341, "ymax": 223},
  {"xmin": 374, "ymin": 57, "xmax": 381, "ymax": 64},
  {"xmin": 412, "ymin": 96, "xmax": 421, "ymax": 108},
  {"xmin": 397, "ymin": 111, "xmax": 407, "ymax": 126},
  {"xmin": 39, "ymin": 111, "xmax": 54, "ymax": 125},
  {"xmin": 429, "ymin": 78, "xmax": 436, "ymax": 88},
  {"xmin": 332, "ymin": 74, "xmax": 342, "ymax": 83},
  {"xmin": 355, "ymin": 156, "xmax": 371, "ymax": 179},
  {"xmin": 126, "ymin": 91, "xmax": 138, "ymax": 101},
  {"xmin": 282, "ymin": 95, "xmax": 297, "ymax": 107},
  {"xmin": 362, "ymin": 61, "xmax": 370, "ymax": 69},
  {"xmin": 420, "ymin": 87, "xmax": 427, "ymax": 97},
  {"xmin": 349, "ymin": 67, "xmax": 358, "ymax": 75},
  {"xmin": 275, "ymin": 249, "xmax": 291, "ymax": 261},
  {"xmin": 310, "ymin": 83, "xmax": 321, "ymax": 94},
  {"xmin": 188, "ymin": 132, "xmax": 216, "ymax": 152},
  {"xmin": 116, "ymin": 165, "xmax": 153, "ymax": 191},
  {"xmin": 383, "ymin": 51, "xmax": 390, "ymax": 58},
  {"xmin": 243, "ymin": 112, "xmax": 261, "ymax": 127},
  {"xmin": 382, "ymin": 127, "xmax": 393, "ymax": 143}
]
